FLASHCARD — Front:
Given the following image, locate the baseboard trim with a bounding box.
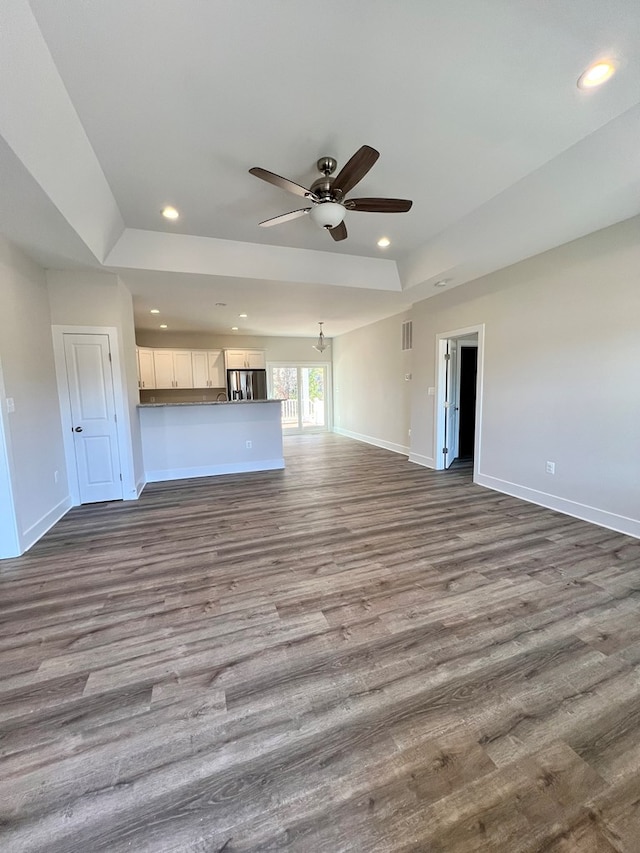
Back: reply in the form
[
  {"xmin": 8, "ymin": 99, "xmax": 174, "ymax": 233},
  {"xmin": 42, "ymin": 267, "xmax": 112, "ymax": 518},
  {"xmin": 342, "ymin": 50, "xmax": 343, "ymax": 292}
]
[
  {"xmin": 475, "ymin": 473, "xmax": 640, "ymax": 540},
  {"xmin": 408, "ymin": 452, "xmax": 435, "ymax": 469},
  {"xmin": 145, "ymin": 458, "xmax": 285, "ymax": 483},
  {"xmin": 333, "ymin": 427, "xmax": 409, "ymax": 457},
  {"xmin": 130, "ymin": 477, "xmax": 146, "ymax": 500},
  {"xmin": 19, "ymin": 495, "xmax": 72, "ymax": 554}
]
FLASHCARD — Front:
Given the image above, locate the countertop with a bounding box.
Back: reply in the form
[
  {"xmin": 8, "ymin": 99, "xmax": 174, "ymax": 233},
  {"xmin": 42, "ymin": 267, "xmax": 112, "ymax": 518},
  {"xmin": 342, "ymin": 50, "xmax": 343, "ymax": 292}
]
[{"xmin": 137, "ymin": 400, "xmax": 281, "ymax": 408}]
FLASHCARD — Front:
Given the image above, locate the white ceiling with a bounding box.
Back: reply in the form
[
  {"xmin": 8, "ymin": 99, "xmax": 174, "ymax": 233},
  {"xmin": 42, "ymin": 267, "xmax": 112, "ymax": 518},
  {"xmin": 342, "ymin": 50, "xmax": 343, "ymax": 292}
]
[{"xmin": 2, "ymin": 0, "xmax": 640, "ymax": 336}]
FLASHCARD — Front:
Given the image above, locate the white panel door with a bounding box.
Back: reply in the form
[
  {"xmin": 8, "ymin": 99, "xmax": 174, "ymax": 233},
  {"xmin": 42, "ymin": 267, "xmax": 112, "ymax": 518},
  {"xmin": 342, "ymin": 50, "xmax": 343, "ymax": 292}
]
[
  {"xmin": 63, "ymin": 334, "xmax": 122, "ymax": 503},
  {"xmin": 443, "ymin": 341, "xmax": 459, "ymax": 469}
]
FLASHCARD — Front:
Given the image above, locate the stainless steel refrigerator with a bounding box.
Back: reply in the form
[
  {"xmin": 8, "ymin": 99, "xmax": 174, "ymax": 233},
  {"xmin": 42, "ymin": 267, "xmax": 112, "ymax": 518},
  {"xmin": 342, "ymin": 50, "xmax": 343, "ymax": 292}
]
[{"xmin": 227, "ymin": 369, "xmax": 267, "ymax": 401}]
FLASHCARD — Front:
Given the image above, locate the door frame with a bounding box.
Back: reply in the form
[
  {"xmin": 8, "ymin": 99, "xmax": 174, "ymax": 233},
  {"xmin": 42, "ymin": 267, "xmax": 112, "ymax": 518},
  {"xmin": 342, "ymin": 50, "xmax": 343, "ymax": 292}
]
[
  {"xmin": 267, "ymin": 361, "xmax": 332, "ymax": 433},
  {"xmin": 434, "ymin": 323, "xmax": 485, "ymax": 477},
  {"xmin": 52, "ymin": 326, "xmax": 130, "ymax": 506},
  {"xmin": 455, "ymin": 340, "xmax": 479, "ymax": 459}
]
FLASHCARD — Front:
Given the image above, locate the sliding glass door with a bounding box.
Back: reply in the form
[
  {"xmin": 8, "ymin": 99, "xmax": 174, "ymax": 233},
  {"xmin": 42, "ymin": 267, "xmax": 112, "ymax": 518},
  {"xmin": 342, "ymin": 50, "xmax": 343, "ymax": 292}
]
[{"xmin": 270, "ymin": 365, "xmax": 328, "ymax": 433}]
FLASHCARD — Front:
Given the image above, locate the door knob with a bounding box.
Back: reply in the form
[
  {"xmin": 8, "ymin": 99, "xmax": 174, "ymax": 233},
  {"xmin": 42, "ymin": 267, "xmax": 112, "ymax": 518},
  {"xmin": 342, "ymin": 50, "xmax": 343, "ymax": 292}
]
[{"xmin": 74, "ymin": 426, "xmax": 83, "ymax": 432}]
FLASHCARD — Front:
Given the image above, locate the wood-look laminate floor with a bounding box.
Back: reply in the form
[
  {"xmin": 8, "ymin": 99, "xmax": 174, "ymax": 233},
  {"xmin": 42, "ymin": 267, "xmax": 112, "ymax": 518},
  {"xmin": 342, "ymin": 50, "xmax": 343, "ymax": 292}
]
[{"xmin": 1, "ymin": 434, "xmax": 640, "ymax": 853}]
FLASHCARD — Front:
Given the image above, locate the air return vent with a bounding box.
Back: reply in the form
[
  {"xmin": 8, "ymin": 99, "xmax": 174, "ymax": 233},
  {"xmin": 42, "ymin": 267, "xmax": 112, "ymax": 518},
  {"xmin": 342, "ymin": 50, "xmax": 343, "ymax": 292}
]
[{"xmin": 401, "ymin": 320, "xmax": 413, "ymax": 351}]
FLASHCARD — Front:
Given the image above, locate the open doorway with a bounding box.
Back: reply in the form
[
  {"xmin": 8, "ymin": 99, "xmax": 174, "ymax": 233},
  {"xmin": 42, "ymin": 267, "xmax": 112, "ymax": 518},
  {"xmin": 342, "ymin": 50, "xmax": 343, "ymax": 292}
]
[{"xmin": 434, "ymin": 324, "xmax": 484, "ymax": 477}]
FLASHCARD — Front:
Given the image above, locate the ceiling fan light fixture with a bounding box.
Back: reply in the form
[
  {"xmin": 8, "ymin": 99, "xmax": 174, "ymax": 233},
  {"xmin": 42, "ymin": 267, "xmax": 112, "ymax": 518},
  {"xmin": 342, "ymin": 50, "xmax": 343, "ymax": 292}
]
[
  {"xmin": 309, "ymin": 202, "xmax": 346, "ymax": 230},
  {"xmin": 312, "ymin": 321, "xmax": 329, "ymax": 353}
]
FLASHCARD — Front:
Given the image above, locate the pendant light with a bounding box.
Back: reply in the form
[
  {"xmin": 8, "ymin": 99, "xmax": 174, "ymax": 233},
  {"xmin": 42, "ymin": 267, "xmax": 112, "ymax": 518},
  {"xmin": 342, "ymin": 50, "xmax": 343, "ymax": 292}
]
[{"xmin": 313, "ymin": 321, "xmax": 329, "ymax": 353}]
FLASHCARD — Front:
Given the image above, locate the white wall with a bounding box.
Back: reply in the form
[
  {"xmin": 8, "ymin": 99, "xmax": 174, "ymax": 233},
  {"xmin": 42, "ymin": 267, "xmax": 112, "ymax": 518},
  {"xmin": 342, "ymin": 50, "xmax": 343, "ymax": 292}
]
[
  {"xmin": 409, "ymin": 215, "xmax": 640, "ymax": 537},
  {"xmin": 0, "ymin": 357, "xmax": 20, "ymax": 557},
  {"xmin": 0, "ymin": 236, "xmax": 69, "ymax": 557},
  {"xmin": 47, "ymin": 269, "xmax": 123, "ymax": 325},
  {"xmin": 116, "ymin": 279, "xmax": 145, "ymax": 492},
  {"xmin": 332, "ymin": 310, "xmax": 413, "ymax": 455}
]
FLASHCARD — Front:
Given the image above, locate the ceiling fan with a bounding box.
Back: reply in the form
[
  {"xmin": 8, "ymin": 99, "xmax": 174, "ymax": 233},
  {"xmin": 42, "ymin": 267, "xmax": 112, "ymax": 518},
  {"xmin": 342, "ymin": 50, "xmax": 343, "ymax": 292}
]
[{"xmin": 249, "ymin": 145, "xmax": 412, "ymax": 242}]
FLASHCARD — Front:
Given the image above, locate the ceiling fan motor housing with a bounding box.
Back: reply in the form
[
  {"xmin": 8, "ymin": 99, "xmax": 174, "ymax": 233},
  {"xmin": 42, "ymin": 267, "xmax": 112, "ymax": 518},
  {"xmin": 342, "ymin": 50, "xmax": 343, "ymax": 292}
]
[{"xmin": 310, "ymin": 176, "xmax": 336, "ymax": 200}]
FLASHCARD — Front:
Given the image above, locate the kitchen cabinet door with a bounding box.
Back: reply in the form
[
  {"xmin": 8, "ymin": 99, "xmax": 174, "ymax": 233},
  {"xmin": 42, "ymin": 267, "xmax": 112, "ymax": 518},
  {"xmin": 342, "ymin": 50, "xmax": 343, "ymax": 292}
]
[
  {"xmin": 173, "ymin": 350, "xmax": 193, "ymax": 388},
  {"xmin": 225, "ymin": 349, "xmax": 266, "ymax": 369},
  {"xmin": 208, "ymin": 350, "xmax": 225, "ymax": 386},
  {"xmin": 153, "ymin": 350, "xmax": 175, "ymax": 389},
  {"xmin": 137, "ymin": 348, "xmax": 156, "ymax": 389},
  {"xmin": 225, "ymin": 350, "xmax": 247, "ymax": 369},
  {"xmin": 191, "ymin": 351, "xmax": 209, "ymax": 388},
  {"xmin": 245, "ymin": 350, "xmax": 266, "ymax": 369}
]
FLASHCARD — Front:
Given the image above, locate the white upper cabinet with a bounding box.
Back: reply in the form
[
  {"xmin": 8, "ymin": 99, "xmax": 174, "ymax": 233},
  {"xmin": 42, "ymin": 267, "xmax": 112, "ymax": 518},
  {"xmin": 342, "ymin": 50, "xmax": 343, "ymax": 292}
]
[
  {"xmin": 173, "ymin": 351, "xmax": 193, "ymax": 388},
  {"xmin": 137, "ymin": 347, "xmax": 242, "ymax": 391},
  {"xmin": 153, "ymin": 350, "xmax": 174, "ymax": 389},
  {"xmin": 153, "ymin": 350, "xmax": 193, "ymax": 389},
  {"xmin": 192, "ymin": 350, "xmax": 224, "ymax": 388},
  {"xmin": 137, "ymin": 348, "xmax": 155, "ymax": 389},
  {"xmin": 191, "ymin": 351, "xmax": 209, "ymax": 388},
  {"xmin": 225, "ymin": 349, "xmax": 266, "ymax": 370},
  {"xmin": 207, "ymin": 350, "xmax": 225, "ymax": 386}
]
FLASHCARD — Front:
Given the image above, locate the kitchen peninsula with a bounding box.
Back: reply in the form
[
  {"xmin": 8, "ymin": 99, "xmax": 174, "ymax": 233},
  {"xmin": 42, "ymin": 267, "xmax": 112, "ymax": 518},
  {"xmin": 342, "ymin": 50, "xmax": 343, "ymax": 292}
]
[{"xmin": 138, "ymin": 400, "xmax": 283, "ymax": 483}]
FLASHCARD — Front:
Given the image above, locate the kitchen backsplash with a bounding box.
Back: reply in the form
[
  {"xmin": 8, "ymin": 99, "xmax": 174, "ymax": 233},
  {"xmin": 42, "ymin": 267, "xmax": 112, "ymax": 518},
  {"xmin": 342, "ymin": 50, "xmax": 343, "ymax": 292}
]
[{"xmin": 139, "ymin": 387, "xmax": 227, "ymax": 404}]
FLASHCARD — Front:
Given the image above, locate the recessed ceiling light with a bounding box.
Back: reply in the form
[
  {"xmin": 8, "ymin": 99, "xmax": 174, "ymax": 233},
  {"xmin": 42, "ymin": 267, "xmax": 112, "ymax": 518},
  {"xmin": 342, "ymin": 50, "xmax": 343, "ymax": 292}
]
[
  {"xmin": 377, "ymin": 237, "xmax": 391, "ymax": 248},
  {"xmin": 161, "ymin": 206, "xmax": 179, "ymax": 220},
  {"xmin": 160, "ymin": 324, "xmax": 168, "ymax": 329},
  {"xmin": 577, "ymin": 60, "xmax": 617, "ymax": 90},
  {"xmin": 150, "ymin": 308, "xmax": 160, "ymax": 314},
  {"xmin": 434, "ymin": 279, "xmax": 449, "ymax": 288},
  {"xmin": 239, "ymin": 313, "xmax": 248, "ymax": 318},
  {"xmin": 231, "ymin": 326, "xmax": 239, "ymax": 331}
]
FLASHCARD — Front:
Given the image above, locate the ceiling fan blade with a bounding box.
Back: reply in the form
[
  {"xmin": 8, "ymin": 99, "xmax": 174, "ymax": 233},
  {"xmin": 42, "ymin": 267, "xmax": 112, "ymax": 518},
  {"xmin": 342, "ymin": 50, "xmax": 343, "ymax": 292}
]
[
  {"xmin": 249, "ymin": 167, "xmax": 316, "ymax": 200},
  {"xmin": 329, "ymin": 221, "xmax": 348, "ymax": 241},
  {"xmin": 346, "ymin": 198, "xmax": 413, "ymax": 213},
  {"xmin": 259, "ymin": 208, "xmax": 312, "ymax": 227},
  {"xmin": 331, "ymin": 146, "xmax": 380, "ymax": 198}
]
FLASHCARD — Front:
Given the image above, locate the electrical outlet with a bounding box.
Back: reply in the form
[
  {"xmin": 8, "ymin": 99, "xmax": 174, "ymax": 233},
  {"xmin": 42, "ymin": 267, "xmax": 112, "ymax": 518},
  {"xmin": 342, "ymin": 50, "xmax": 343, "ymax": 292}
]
[
  {"xmin": 246, "ymin": 440, "xmax": 252, "ymax": 449},
  {"xmin": 6, "ymin": 397, "xmax": 15, "ymax": 413},
  {"xmin": 546, "ymin": 461, "xmax": 555, "ymax": 475}
]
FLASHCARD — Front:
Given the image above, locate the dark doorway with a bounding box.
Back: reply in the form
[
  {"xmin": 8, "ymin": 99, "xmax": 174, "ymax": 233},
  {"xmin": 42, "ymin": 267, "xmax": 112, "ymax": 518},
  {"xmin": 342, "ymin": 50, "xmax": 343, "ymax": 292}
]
[{"xmin": 458, "ymin": 346, "xmax": 477, "ymax": 458}]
